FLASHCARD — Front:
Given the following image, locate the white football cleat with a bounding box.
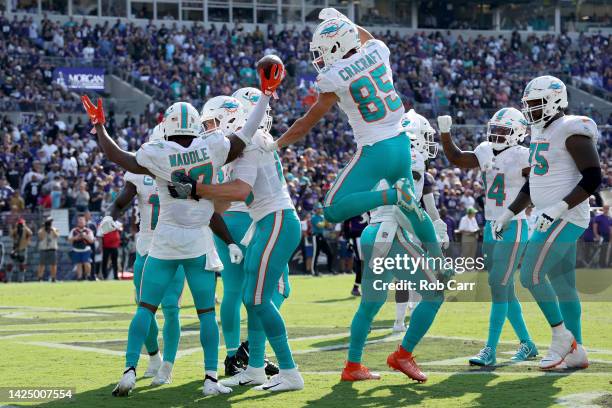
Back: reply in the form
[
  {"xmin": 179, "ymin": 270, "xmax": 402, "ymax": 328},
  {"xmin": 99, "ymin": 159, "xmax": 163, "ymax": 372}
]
[
  {"xmin": 221, "ymin": 365, "xmax": 267, "ymax": 387},
  {"xmin": 253, "ymin": 368, "xmax": 304, "ymax": 392},
  {"xmin": 112, "ymin": 367, "xmax": 136, "ymax": 397},
  {"xmin": 151, "ymin": 361, "xmax": 173, "ymax": 385},
  {"xmin": 540, "ymin": 327, "xmax": 576, "ymax": 370},
  {"xmin": 143, "ymin": 352, "xmax": 162, "ymax": 378},
  {"xmin": 558, "ymin": 344, "xmax": 589, "ymax": 369},
  {"xmin": 392, "ymin": 321, "xmax": 406, "ymax": 333},
  {"xmin": 203, "ymin": 377, "xmax": 233, "ymax": 396}
]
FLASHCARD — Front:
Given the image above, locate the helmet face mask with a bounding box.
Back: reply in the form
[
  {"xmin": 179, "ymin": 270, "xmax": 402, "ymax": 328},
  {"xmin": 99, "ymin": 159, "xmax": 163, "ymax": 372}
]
[
  {"xmin": 521, "ymin": 97, "xmax": 546, "ymax": 125},
  {"xmin": 202, "ymin": 118, "xmax": 220, "ymax": 135}
]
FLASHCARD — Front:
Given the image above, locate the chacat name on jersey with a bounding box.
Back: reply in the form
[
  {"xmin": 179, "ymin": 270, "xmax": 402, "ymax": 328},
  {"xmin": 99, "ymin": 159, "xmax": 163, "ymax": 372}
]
[
  {"xmin": 337, "ymin": 49, "xmax": 383, "ymax": 81},
  {"xmin": 168, "ymin": 149, "xmax": 210, "ymax": 167}
]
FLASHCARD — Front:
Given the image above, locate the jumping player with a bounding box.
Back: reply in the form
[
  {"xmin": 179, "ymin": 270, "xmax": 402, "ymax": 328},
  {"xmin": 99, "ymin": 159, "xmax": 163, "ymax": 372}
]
[{"xmin": 254, "ymin": 8, "xmax": 443, "ymax": 259}]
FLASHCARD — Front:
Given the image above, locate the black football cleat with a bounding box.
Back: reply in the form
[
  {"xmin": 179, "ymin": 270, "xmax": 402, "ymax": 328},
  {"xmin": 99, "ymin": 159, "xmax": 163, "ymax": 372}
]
[
  {"xmin": 224, "ymin": 354, "xmax": 242, "ymax": 377},
  {"xmin": 264, "ymin": 358, "xmax": 279, "ymax": 376},
  {"xmin": 235, "ymin": 341, "xmax": 250, "ymax": 368}
]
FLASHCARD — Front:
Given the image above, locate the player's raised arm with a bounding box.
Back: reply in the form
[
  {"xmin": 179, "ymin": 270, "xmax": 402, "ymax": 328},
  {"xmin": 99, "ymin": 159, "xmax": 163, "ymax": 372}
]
[
  {"xmin": 437, "ymin": 116, "xmax": 479, "ymax": 168},
  {"xmin": 269, "ymin": 92, "xmax": 338, "ymax": 150},
  {"xmin": 226, "ymin": 55, "xmax": 285, "ymax": 161},
  {"xmin": 81, "ymin": 96, "xmax": 152, "ymax": 176}
]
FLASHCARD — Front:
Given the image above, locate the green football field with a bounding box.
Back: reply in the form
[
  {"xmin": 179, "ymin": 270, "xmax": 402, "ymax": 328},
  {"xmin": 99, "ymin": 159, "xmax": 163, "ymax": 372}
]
[{"xmin": 1, "ymin": 274, "xmax": 611, "ymax": 408}]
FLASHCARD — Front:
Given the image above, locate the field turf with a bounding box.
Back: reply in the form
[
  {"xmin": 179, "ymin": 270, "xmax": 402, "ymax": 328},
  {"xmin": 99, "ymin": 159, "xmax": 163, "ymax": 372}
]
[{"xmin": 1, "ymin": 273, "xmax": 611, "ymax": 407}]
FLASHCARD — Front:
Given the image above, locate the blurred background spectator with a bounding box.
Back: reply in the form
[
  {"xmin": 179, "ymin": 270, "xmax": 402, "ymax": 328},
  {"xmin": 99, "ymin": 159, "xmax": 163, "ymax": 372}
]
[
  {"xmin": 37, "ymin": 216, "xmax": 58, "ymax": 282},
  {"xmin": 68, "ymin": 215, "xmax": 94, "ymax": 280}
]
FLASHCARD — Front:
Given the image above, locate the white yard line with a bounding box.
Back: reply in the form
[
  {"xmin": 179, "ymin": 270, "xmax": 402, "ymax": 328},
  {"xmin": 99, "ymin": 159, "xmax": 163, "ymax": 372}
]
[{"xmin": 26, "ymin": 341, "xmax": 124, "ymax": 356}]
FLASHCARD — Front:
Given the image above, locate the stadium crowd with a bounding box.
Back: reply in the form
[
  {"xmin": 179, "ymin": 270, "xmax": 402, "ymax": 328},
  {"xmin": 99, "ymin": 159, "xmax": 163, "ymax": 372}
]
[{"xmin": 0, "ymin": 14, "xmax": 611, "ymax": 281}]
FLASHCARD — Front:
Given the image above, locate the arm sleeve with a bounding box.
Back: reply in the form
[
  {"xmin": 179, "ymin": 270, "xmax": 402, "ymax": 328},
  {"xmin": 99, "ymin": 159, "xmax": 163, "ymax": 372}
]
[
  {"xmin": 231, "ymin": 151, "xmax": 258, "ymax": 187},
  {"xmin": 364, "ymin": 39, "xmax": 390, "ymax": 61},
  {"xmin": 473, "ymin": 142, "xmax": 494, "ymax": 171},
  {"xmin": 135, "ymin": 143, "xmax": 170, "ymax": 180},
  {"xmin": 207, "ymin": 133, "xmax": 231, "ymax": 168},
  {"xmin": 565, "ymin": 116, "xmax": 599, "ymax": 143},
  {"xmin": 315, "ymin": 72, "xmax": 339, "ymax": 94},
  {"xmin": 517, "ymin": 146, "xmax": 531, "ymax": 170}
]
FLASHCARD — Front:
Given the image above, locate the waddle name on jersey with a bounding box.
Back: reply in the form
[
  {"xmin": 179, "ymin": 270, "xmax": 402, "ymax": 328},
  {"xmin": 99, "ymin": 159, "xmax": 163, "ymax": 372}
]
[
  {"xmin": 168, "ymin": 149, "xmax": 210, "ymax": 167},
  {"xmin": 337, "ymin": 49, "xmax": 384, "ymax": 81}
]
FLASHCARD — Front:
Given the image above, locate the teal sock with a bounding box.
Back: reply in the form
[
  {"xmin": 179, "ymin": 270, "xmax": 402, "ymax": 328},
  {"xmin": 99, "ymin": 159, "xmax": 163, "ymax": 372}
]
[
  {"xmin": 126, "ymin": 306, "xmax": 154, "ymax": 368},
  {"xmin": 268, "ymin": 334, "xmax": 295, "ymax": 370},
  {"xmin": 161, "ymin": 306, "xmax": 181, "ymax": 363},
  {"xmin": 251, "ymin": 301, "xmax": 295, "ymax": 369},
  {"xmin": 198, "ymin": 311, "xmax": 219, "ymax": 372},
  {"xmin": 527, "ymin": 283, "xmax": 563, "ymax": 326},
  {"xmin": 220, "ymin": 289, "xmax": 242, "ymax": 357},
  {"xmin": 507, "ymin": 299, "xmax": 531, "ymax": 342},
  {"xmin": 348, "ymin": 302, "xmax": 383, "ymax": 363},
  {"xmin": 143, "ymin": 315, "xmax": 159, "ymax": 354},
  {"xmin": 323, "ymin": 189, "xmax": 394, "ymax": 223},
  {"xmin": 550, "ymin": 270, "xmax": 582, "ymax": 344},
  {"xmin": 401, "ymin": 298, "xmax": 443, "ymax": 352},
  {"xmin": 559, "ymin": 301, "xmax": 582, "ymax": 344},
  {"xmin": 486, "ymin": 302, "xmax": 507, "ymax": 350},
  {"xmin": 246, "ymin": 306, "xmax": 266, "ymax": 368}
]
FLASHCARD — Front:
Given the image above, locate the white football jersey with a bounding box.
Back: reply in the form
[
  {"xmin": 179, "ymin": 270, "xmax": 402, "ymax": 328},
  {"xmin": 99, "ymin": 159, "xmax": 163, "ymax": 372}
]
[
  {"xmin": 135, "ymin": 133, "xmax": 230, "ymax": 259},
  {"xmin": 370, "ymin": 150, "xmax": 426, "ymax": 224},
  {"xmin": 124, "ymin": 172, "xmax": 158, "ymax": 256},
  {"xmin": 231, "ymin": 132, "xmax": 295, "ymax": 222},
  {"xmin": 529, "ymin": 115, "xmax": 599, "ymax": 228},
  {"xmin": 316, "ymin": 39, "xmax": 404, "ymax": 147},
  {"xmin": 218, "ymin": 164, "xmax": 249, "ymax": 213},
  {"xmin": 474, "ymin": 142, "xmax": 530, "ymax": 221}
]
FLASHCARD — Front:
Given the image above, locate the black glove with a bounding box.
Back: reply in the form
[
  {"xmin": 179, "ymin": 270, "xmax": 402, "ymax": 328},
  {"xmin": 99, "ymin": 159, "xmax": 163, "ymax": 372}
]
[{"xmin": 167, "ymin": 173, "xmax": 199, "ymax": 201}]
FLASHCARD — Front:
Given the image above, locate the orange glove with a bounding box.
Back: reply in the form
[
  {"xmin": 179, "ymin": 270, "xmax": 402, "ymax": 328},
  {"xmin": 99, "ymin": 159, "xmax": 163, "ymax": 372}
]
[
  {"xmin": 81, "ymin": 95, "xmax": 106, "ymax": 133},
  {"xmin": 258, "ymin": 58, "xmax": 285, "ymax": 99}
]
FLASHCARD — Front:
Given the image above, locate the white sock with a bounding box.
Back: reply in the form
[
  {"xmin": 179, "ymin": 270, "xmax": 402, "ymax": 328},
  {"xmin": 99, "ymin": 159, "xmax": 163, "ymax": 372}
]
[
  {"xmin": 552, "ymin": 323, "xmax": 566, "ymax": 335},
  {"xmin": 246, "ymin": 365, "xmax": 265, "ymax": 374},
  {"xmin": 150, "ymin": 352, "xmax": 162, "ymax": 364},
  {"xmin": 280, "ymin": 367, "xmax": 299, "ymax": 375},
  {"xmin": 396, "ymin": 302, "xmax": 408, "ymax": 324},
  {"xmin": 205, "ymin": 370, "xmax": 217, "ymax": 380}
]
